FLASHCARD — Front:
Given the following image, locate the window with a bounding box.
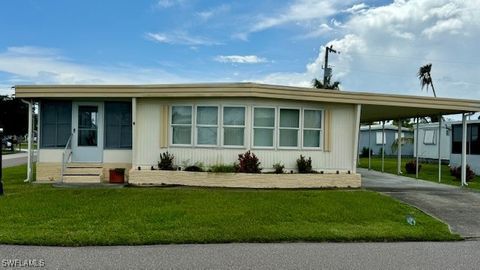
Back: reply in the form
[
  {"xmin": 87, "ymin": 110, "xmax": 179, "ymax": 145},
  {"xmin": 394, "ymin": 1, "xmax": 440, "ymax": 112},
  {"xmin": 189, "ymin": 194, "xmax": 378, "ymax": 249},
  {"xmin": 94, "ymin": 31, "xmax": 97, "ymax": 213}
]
[
  {"xmin": 423, "ymin": 130, "xmax": 436, "ymax": 145},
  {"xmin": 303, "ymin": 109, "xmax": 322, "ymax": 148},
  {"xmin": 376, "ymin": 132, "xmax": 386, "ymax": 145},
  {"xmin": 223, "ymin": 107, "xmax": 245, "ymax": 146},
  {"xmin": 105, "ymin": 102, "xmax": 132, "ymax": 149},
  {"xmin": 451, "ymin": 124, "xmax": 480, "ymax": 155},
  {"xmin": 253, "ymin": 107, "xmax": 275, "ymax": 147},
  {"xmin": 279, "ymin": 108, "xmax": 300, "ymax": 147},
  {"xmin": 40, "ymin": 101, "xmax": 72, "ymax": 148},
  {"xmin": 171, "ymin": 106, "xmax": 192, "ymax": 145},
  {"xmin": 196, "ymin": 106, "xmax": 218, "ymax": 146}
]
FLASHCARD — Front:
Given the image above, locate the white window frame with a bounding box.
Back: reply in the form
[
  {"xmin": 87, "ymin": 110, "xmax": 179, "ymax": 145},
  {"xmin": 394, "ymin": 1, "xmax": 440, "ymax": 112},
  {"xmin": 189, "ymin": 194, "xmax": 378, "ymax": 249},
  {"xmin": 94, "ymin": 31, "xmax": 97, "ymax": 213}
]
[
  {"xmin": 423, "ymin": 129, "xmax": 436, "ymax": 145},
  {"xmin": 252, "ymin": 106, "xmax": 276, "ymax": 149},
  {"xmin": 278, "ymin": 107, "xmax": 301, "ymax": 149},
  {"xmin": 221, "ymin": 105, "xmax": 247, "ymax": 148},
  {"xmin": 170, "ymin": 105, "xmax": 194, "ymax": 147},
  {"xmin": 195, "ymin": 105, "xmax": 220, "ymax": 147},
  {"xmin": 376, "ymin": 131, "xmax": 386, "ymax": 145},
  {"xmin": 302, "ymin": 108, "xmax": 324, "ymax": 150}
]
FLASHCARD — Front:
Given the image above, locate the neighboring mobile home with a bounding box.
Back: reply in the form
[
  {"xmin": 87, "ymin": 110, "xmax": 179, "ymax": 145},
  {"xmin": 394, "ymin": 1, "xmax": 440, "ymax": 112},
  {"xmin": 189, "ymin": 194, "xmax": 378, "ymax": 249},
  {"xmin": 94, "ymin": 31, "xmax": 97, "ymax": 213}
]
[
  {"xmin": 450, "ymin": 120, "xmax": 480, "ymax": 174},
  {"xmin": 359, "ymin": 124, "xmax": 414, "ymax": 156},
  {"xmin": 14, "ymin": 83, "xmax": 480, "ymax": 187},
  {"xmin": 413, "ymin": 122, "xmax": 451, "ymax": 162}
]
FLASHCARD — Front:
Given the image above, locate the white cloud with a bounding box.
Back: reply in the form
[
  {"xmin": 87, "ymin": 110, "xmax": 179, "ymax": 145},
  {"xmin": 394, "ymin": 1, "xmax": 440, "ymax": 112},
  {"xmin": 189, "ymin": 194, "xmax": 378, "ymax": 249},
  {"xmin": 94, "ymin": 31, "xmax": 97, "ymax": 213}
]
[
  {"xmin": 214, "ymin": 55, "xmax": 268, "ymax": 64},
  {"xmin": 197, "ymin": 4, "xmax": 230, "ymax": 21},
  {"xmin": 254, "ymin": 0, "xmax": 480, "ymax": 99},
  {"xmin": 146, "ymin": 32, "xmax": 220, "ymax": 46},
  {"xmin": 344, "ymin": 3, "xmax": 368, "ymax": 14},
  {"xmin": 156, "ymin": 0, "xmax": 185, "ymax": 8},
  {"xmin": 238, "ymin": 0, "xmax": 354, "ymax": 39},
  {"xmin": 0, "ymin": 46, "xmax": 187, "ymax": 90}
]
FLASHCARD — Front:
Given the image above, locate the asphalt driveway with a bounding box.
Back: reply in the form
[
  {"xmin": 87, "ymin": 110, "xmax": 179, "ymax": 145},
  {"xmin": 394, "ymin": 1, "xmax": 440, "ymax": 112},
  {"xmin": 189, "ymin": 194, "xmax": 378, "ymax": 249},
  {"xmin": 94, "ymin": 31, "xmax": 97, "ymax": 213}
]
[{"xmin": 360, "ymin": 168, "xmax": 480, "ymax": 239}]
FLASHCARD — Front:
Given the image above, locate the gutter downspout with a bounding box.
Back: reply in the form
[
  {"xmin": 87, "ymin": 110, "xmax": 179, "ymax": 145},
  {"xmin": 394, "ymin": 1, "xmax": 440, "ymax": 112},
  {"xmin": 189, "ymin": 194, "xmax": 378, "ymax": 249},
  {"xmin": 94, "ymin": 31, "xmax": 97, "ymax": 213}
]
[{"xmin": 21, "ymin": 99, "xmax": 33, "ymax": 182}]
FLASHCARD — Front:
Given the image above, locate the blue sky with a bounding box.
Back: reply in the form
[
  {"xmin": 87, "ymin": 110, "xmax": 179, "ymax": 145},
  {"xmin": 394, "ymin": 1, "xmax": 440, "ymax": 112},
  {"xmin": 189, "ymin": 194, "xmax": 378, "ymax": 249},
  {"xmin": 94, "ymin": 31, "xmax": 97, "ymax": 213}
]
[{"xmin": 1, "ymin": 0, "xmax": 479, "ymax": 105}]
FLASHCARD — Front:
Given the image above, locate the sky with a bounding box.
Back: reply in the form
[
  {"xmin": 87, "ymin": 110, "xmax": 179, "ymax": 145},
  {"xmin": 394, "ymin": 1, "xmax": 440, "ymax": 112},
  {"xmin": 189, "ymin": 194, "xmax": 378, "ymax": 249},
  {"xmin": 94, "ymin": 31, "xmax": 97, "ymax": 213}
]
[{"xmin": 1, "ymin": 0, "xmax": 480, "ymax": 105}]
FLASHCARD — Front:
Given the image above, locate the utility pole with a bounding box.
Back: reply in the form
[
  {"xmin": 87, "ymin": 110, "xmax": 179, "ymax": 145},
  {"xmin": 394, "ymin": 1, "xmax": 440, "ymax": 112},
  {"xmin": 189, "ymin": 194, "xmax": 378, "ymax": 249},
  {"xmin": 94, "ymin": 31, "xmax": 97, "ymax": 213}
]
[{"xmin": 323, "ymin": 45, "xmax": 339, "ymax": 86}]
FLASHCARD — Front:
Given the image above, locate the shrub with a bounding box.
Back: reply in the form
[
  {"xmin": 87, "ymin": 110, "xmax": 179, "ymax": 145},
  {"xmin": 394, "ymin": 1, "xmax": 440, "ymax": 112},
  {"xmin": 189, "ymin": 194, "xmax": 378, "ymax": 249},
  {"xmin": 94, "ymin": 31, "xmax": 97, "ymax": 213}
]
[
  {"xmin": 273, "ymin": 163, "xmax": 285, "ymax": 174},
  {"xmin": 360, "ymin": 147, "xmax": 371, "ymax": 158},
  {"xmin": 236, "ymin": 151, "xmax": 262, "ymax": 173},
  {"xmin": 450, "ymin": 165, "xmax": 476, "ymax": 181},
  {"xmin": 184, "ymin": 165, "xmax": 204, "ymax": 172},
  {"xmin": 158, "ymin": 152, "xmax": 174, "ymax": 170},
  {"xmin": 297, "ymin": 155, "xmax": 313, "ymax": 173},
  {"xmin": 210, "ymin": 164, "xmax": 236, "ymax": 173},
  {"xmin": 405, "ymin": 160, "xmax": 421, "ymax": 174}
]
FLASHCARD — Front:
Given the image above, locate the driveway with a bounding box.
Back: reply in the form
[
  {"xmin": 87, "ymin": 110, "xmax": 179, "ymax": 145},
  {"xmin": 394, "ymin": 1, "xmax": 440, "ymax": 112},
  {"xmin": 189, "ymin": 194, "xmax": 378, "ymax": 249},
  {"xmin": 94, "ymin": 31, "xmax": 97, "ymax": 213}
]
[
  {"xmin": 1, "ymin": 152, "xmax": 36, "ymax": 168},
  {"xmin": 360, "ymin": 168, "xmax": 480, "ymax": 239},
  {"xmin": 1, "ymin": 242, "xmax": 480, "ymax": 270}
]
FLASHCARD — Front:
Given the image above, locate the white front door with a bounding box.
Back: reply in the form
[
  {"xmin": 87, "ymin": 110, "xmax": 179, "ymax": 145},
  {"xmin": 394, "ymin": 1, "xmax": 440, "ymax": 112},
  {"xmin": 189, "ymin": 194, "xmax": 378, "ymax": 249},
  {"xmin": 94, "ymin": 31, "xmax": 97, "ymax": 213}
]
[{"xmin": 71, "ymin": 102, "xmax": 104, "ymax": 163}]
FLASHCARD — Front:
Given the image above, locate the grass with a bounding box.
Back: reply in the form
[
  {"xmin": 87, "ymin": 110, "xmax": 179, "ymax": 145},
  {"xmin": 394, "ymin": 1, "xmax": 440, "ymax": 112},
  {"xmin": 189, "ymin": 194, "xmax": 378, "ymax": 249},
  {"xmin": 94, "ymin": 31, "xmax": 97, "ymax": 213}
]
[
  {"xmin": 20, "ymin": 143, "xmax": 37, "ymax": 149},
  {"xmin": 0, "ymin": 165, "xmax": 460, "ymax": 246},
  {"xmin": 359, "ymin": 157, "xmax": 480, "ymax": 190}
]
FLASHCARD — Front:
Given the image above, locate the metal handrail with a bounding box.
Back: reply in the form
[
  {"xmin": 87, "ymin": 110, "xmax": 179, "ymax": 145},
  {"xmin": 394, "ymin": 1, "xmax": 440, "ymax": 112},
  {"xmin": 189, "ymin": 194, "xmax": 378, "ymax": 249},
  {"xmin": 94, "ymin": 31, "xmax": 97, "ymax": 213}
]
[{"xmin": 60, "ymin": 133, "xmax": 73, "ymax": 182}]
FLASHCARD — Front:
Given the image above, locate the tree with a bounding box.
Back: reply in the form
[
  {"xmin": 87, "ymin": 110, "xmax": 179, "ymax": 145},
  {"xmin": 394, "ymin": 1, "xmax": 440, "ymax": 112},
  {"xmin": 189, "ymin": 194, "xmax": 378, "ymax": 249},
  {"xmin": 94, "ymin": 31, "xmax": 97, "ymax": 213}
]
[
  {"xmin": 0, "ymin": 95, "xmax": 28, "ymax": 136},
  {"xmin": 392, "ymin": 119, "xmax": 413, "ymax": 129},
  {"xmin": 312, "ymin": 78, "xmax": 340, "ymax": 90},
  {"xmin": 418, "ymin": 63, "xmax": 437, "ymax": 97}
]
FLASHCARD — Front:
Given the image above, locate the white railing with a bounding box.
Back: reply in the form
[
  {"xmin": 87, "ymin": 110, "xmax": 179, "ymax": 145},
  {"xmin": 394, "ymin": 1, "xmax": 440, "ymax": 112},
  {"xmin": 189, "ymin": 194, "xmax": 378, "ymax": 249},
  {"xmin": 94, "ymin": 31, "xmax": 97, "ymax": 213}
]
[{"xmin": 60, "ymin": 133, "xmax": 73, "ymax": 182}]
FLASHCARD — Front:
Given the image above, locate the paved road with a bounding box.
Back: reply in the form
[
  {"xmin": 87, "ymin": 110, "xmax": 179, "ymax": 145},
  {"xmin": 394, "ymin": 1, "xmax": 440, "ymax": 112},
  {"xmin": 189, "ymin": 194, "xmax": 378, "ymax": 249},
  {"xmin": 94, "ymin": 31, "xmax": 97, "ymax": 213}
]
[
  {"xmin": 1, "ymin": 242, "xmax": 479, "ymax": 270},
  {"xmin": 360, "ymin": 168, "xmax": 480, "ymax": 239},
  {"xmin": 1, "ymin": 152, "xmax": 35, "ymax": 168}
]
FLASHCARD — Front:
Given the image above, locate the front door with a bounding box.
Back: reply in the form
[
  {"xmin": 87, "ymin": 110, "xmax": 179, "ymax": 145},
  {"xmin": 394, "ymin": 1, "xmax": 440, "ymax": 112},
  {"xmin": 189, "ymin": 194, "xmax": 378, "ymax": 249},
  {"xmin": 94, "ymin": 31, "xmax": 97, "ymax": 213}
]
[{"xmin": 71, "ymin": 102, "xmax": 104, "ymax": 163}]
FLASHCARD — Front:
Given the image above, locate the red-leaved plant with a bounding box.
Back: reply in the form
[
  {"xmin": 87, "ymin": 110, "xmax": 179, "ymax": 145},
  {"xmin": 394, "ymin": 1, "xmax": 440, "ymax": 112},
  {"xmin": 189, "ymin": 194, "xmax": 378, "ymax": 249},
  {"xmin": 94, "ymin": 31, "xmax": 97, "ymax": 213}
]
[{"xmin": 236, "ymin": 151, "xmax": 262, "ymax": 173}]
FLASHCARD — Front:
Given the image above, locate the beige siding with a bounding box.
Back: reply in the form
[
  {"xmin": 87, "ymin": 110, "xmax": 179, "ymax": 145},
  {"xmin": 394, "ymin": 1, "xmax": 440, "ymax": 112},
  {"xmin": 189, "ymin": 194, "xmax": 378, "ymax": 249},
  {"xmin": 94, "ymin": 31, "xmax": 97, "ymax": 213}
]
[
  {"xmin": 129, "ymin": 170, "xmax": 361, "ymax": 188},
  {"xmin": 135, "ymin": 97, "xmax": 355, "ymax": 171},
  {"xmin": 103, "ymin": 150, "xmax": 132, "ymax": 163}
]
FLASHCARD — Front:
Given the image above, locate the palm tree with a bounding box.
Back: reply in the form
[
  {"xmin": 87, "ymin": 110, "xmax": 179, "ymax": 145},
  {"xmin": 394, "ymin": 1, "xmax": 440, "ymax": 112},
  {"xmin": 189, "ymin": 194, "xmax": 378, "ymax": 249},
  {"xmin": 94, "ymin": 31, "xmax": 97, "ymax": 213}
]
[
  {"xmin": 312, "ymin": 78, "xmax": 340, "ymax": 90},
  {"xmin": 418, "ymin": 63, "xmax": 437, "ymax": 97}
]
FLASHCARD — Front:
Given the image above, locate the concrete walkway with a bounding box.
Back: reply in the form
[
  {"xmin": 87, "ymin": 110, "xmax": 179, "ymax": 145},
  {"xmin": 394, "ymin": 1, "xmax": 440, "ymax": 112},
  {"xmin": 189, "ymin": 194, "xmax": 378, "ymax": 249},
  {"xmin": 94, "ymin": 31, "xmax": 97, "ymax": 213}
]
[{"xmin": 360, "ymin": 168, "xmax": 480, "ymax": 239}]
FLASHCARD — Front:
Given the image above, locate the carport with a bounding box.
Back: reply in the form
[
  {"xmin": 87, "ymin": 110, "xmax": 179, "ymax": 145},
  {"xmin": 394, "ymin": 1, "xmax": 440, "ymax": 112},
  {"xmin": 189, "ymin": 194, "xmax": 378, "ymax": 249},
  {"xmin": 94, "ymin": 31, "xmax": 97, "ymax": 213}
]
[{"xmin": 358, "ymin": 92, "xmax": 480, "ymax": 186}]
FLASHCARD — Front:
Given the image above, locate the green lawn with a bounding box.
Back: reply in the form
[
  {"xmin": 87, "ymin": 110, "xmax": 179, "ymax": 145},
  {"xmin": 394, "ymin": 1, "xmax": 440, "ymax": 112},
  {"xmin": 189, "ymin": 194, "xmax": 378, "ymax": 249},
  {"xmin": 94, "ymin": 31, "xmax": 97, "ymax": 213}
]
[
  {"xmin": 0, "ymin": 165, "xmax": 460, "ymax": 246},
  {"xmin": 20, "ymin": 143, "xmax": 37, "ymax": 149},
  {"xmin": 359, "ymin": 157, "xmax": 480, "ymax": 190}
]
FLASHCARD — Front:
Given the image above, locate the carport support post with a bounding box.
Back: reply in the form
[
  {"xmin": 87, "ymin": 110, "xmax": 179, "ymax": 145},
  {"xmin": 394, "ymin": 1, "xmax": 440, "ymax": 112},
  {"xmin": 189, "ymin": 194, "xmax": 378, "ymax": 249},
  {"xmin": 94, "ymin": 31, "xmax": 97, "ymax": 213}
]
[
  {"xmin": 461, "ymin": 113, "xmax": 468, "ymax": 187},
  {"xmin": 397, "ymin": 119, "xmax": 402, "ymax": 175},
  {"xmin": 381, "ymin": 121, "xmax": 385, "ymax": 172},
  {"xmin": 368, "ymin": 124, "xmax": 371, "ymax": 170},
  {"xmin": 438, "ymin": 116, "xmax": 442, "ymax": 182},
  {"xmin": 0, "ymin": 128, "xmax": 3, "ymax": 195},
  {"xmin": 415, "ymin": 117, "xmax": 419, "ymax": 179}
]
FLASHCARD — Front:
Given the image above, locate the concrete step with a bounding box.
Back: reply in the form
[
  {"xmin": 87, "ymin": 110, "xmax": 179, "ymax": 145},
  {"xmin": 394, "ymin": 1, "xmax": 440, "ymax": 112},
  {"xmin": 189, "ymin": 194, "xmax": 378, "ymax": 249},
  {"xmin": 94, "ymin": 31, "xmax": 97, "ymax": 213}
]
[
  {"xmin": 67, "ymin": 163, "xmax": 102, "ymax": 168},
  {"xmin": 64, "ymin": 167, "xmax": 103, "ymax": 175},
  {"xmin": 63, "ymin": 174, "xmax": 101, "ymax": 183}
]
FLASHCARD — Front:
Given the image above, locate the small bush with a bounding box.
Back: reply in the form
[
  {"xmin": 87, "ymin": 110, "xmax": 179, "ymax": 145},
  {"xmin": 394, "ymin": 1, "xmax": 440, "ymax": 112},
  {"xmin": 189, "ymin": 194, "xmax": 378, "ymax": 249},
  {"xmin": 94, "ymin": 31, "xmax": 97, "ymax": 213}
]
[
  {"xmin": 158, "ymin": 152, "xmax": 174, "ymax": 170},
  {"xmin": 273, "ymin": 163, "xmax": 285, "ymax": 174},
  {"xmin": 450, "ymin": 165, "xmax": 476, "ymax": 181},
  {"xmin": 210, "ymin": 164, "xmax": 236, "ymax": 173},
  {"xmin": 360, "ymin": 147, "xmax": 371, "ymax": 158},
  {"xmin": 405, "ymin": 160, "xmax": 421, "ymax": 174},
  {"xmin": 297, "ymin": 155, "xmax": 313, "ymax": 173},
  {"xmin": 184, "ymin": 165, "xmax": 204, "ymax": 172},
  {"xmin": 236, "ymin": 151, "xmax": 262, "ymax": 173}
]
